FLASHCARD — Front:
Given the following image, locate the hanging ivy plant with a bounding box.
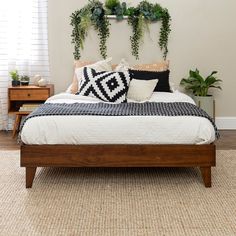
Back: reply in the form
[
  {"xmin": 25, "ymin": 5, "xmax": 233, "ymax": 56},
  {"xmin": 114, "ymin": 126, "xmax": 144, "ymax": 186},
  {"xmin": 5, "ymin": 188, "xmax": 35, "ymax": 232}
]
[
  {"xmin": 70, "ymin": 0, "xmax": 171, "ymax": 60},
  {"xmin": 126, "ymin": 1, "xmax": 171, "ymax": 59},
  {"xmin": 105, "ymin": 0, "xmax": 127, "ymax": 20},
  {"xmin": 127, "ymin": 15, "xmax": 146, "ymax": 60},
  {"xmin": 70, "ymin": 1, "xmax": 110, "ymax": 60},
  {"xmin": 159, "ymin": 9, "xmax": 171, "ymax": 59}
]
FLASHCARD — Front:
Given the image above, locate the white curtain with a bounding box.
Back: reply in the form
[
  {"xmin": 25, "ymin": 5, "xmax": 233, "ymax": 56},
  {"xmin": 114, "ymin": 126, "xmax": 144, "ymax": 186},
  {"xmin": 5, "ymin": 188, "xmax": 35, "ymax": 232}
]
[{"xmin": 0, "ymin": 0, "xmax": 50, "ymax": 130}]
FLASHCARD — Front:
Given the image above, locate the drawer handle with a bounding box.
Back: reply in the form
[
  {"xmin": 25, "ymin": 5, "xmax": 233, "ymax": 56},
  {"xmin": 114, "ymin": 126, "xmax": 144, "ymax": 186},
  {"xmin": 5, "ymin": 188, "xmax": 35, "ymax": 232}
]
[{"xmin": 27, "ymin": 93, "xmax": 31, "ymax": 97}]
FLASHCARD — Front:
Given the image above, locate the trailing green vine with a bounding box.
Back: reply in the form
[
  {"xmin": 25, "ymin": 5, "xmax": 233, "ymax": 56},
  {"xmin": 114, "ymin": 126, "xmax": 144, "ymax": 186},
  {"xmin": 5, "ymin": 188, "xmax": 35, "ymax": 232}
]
[
  {"xmin": 159, "ymin": 9, "xmax": 171, "ymax": 59},
  {"xmin": 70, "ymin": 1, "xmax": 110, "ymax": 59},
  {"xmin": 128, "ymin": 15, "xmax": 146, "ymax": 60},
  {"xmin": 70, "ymin": 0, "xmax": 171, "ymax": 60},
  {"xmin": 92, "ymin": 4, "xmax": 110, "ymax": 59}
]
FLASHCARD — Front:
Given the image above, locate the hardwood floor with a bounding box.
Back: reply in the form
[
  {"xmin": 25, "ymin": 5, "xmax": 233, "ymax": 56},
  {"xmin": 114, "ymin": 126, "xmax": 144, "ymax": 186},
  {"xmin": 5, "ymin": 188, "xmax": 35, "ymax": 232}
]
[
  {"xmin": 215, "ymin": 130, "xmax": 236, "ymax": 150},
  {"xmin": 0, "ymin": 130, "xmax": 235, "ymax": 151},
  {"xmin": 0, "ymin": 131, "xmax": 20, "ymax": 150}
]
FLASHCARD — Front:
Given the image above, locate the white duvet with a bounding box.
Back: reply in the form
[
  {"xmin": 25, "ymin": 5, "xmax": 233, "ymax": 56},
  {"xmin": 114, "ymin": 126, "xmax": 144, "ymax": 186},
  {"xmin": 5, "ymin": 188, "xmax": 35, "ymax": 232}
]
[{"xmin": 21, "ymin": 91, "xmax": 216, "ymax": 145}]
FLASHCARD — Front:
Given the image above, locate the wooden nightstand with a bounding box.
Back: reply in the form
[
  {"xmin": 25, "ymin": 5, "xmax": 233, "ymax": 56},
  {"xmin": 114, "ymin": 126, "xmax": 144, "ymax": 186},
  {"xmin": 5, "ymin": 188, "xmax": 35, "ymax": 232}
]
[{"xmin": 8, "ymin": 84, "xmax": 54, "ymax": 137}]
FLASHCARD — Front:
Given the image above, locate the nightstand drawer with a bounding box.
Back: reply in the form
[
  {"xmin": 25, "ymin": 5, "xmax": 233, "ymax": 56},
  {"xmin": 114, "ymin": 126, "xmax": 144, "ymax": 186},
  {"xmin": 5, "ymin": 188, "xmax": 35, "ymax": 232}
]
[{"xmin": 9, "ymin": 89, "xmax": 49, "ymax": 101}]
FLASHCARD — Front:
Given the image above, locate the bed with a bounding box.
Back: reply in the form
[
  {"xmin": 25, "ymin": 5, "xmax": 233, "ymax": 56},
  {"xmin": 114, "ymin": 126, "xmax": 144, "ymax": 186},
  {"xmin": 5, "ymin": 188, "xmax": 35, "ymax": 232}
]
[{"xmin": 20, "ymin": 91, "xmax": 217, "ymax": 188}]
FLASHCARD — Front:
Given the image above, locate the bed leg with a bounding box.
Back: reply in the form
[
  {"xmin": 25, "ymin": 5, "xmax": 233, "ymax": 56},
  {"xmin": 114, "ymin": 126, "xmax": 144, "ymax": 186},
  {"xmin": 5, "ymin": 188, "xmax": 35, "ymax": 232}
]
[
  {"xmin": 200, "ymin": 167, "xmax": 211, "ymax": 188},
  {"xmin": 26, "ymin": 167, "xmax": 37, "ymax": 188}
]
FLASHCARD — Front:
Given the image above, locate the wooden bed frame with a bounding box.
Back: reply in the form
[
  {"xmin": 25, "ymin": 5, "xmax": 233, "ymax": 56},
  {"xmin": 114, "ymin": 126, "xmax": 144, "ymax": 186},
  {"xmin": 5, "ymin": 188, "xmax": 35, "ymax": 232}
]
[{"xmin": 21, "ymin": 143, "xmax": 216, "ymax": 188}]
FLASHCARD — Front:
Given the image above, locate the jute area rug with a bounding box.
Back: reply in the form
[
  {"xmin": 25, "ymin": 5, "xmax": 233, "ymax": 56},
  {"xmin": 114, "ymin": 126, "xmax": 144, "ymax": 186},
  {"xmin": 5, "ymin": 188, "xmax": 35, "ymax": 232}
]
[{"xmin": 0, "ymin": 150, "xmax": 235, "ymax": 236}]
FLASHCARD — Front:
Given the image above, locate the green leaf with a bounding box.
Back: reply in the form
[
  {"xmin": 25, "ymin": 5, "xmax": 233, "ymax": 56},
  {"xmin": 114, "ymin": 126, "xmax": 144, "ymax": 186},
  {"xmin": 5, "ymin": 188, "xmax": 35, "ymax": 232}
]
[
  {"xmin": 105, "ymin": 0, "xmax": 120, "ymax": 11},
  {"xmin": 209, "ymin": 71, "xmax": 218, "ymax": 76},
  {"xmin": 180, "ymin": 69, "xmax": 222, "ymax": 96},
  {"xmin": 209, "ymin": 85, "xmax": 222, "ymax": 90}
]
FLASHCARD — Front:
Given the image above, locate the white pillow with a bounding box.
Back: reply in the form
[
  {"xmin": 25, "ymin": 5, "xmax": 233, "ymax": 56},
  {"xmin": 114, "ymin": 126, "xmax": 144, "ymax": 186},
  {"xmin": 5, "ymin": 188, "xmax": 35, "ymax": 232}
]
[
  {"xmin": 75, "ymin": 57, "xmax": 113, "ymax": 87},
  {"xmin": 65, "ymin": 84, "xmax": 73, "ymax": 93},
  {"xmin": 114, "ymin": 58, "xmax": 130, "ymax": 72},
  {"xmin": 127, "ymin": 79, "xmax": 159, "ymax": 102}
]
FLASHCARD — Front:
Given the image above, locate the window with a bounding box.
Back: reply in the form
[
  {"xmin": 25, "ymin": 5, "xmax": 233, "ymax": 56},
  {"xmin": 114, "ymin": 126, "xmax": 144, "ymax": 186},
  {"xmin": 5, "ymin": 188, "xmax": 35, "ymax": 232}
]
[{"xmin": 0, "ymin": 0, "xmax": 50, "ymax": 130}]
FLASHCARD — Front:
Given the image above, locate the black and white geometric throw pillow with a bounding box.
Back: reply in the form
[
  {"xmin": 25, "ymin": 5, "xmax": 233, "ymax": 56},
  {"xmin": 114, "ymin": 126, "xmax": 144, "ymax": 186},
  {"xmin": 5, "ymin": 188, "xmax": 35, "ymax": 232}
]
[{"xmin": 77, "ymin": 67, "xmax": 130, "ymax": 103}]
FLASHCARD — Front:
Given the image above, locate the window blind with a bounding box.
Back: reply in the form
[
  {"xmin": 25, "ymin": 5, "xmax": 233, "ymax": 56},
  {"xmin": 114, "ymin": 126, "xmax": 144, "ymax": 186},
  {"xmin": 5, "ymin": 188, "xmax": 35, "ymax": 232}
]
[{"xmin": 0, "ymin": 0, "xmax": 50, "ymax": 130}]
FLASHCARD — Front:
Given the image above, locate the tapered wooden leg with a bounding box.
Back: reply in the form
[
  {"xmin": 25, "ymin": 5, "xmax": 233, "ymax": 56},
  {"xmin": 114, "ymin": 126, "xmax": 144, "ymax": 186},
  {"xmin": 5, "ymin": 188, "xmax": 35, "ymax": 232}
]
[
  {"xmin": 200, "ymin": 167, "xmax": 211, "ymax": 188},
  {"xmin": 26, "ymin": 167, "xmax": 37, "ymax": 188}
]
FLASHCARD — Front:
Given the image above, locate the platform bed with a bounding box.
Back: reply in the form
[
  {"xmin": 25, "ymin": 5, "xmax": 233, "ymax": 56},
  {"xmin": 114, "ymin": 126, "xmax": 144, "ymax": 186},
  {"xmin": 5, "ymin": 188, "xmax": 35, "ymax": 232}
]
[{"xmin": 21, "ymin": 143, "xmax": 216, "ymax": 188}]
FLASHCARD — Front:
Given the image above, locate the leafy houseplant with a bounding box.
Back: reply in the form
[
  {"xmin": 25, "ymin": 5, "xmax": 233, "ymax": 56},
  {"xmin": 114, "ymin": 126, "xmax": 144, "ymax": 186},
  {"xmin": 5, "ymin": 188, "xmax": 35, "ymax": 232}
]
[
  {"xmin": 180, "ymin": 69, "xmax": 222, "ymax": 117},
  {"xmin": 105, "ymin": 0, "xmax": 120, "ymax": 13},
  {"xmin": 105, "ymin": 0, "xmax": 127, "ymax": 20},
  {"xmin": 10, "ymin": 70, "xmax": 20, "ymax": 87},
  {"xmin": 71, "ymin": 1, "xmax": 110, "ymax": 60},
  {"xmin": 20, "ymin": 75, "xmax": 30, "ymax": 86},
  {"xmin": 70, "ymin": 0, "xmax": 171, "ymax": 60},
  {"xmin": 128, "ymin": 14, "xmax": 145, "ymax": 60},
  {"xmin": 180, "ymin": 69, "xmax": 222, "ymax": 96},
  {"xmin": 127, "ymin": 1, "xmax": 171, "ymax": 59}
]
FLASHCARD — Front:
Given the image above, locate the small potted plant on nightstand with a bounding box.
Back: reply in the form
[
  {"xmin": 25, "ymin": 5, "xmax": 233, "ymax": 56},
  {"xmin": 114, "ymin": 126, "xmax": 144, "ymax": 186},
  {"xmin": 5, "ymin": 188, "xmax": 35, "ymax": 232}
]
[
  {"xmin": 180, "ymin": 69, "xmax": 222, "ymax": 118},
  {"xmin": 20, "ymin": 75, "xmax": 30, "ymax": 86},
  {"xmin": 10, "ymin": 70, "xmax": 20, "ymax": 87}
]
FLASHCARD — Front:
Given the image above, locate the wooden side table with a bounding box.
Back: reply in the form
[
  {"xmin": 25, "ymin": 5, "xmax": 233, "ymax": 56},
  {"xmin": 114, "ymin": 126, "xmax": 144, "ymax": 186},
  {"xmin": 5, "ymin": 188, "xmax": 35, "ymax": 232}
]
[{"xmin": 8, "ymin": 84, "xmax": 54, "ymax": 138}]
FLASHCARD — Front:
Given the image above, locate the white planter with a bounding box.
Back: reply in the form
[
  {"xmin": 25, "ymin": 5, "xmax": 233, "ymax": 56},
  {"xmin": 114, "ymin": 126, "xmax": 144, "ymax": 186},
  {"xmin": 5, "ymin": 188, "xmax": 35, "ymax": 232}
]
[
  {"xmin": 106, "ymin": 15, "xmax": 128, "ymax": 19},
  {"xmin": 194, "ymin": 96, "xmax": 214, "ymax": 118}
]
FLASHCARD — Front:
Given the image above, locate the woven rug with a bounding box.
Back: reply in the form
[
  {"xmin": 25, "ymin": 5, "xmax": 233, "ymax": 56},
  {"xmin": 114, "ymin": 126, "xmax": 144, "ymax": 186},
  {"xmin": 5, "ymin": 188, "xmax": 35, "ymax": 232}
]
[{"xmin": 0, "ymin": 150, "xmax": 235, "ymax": 236}]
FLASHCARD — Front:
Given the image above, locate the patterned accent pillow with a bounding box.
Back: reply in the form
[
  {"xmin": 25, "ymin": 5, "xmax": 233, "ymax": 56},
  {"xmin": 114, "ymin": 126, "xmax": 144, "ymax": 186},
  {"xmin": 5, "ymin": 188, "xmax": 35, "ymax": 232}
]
[
  {"xmin": 69, "ymin": 61, "xmax": 94, "ymax": 94},
  {"xmin": 77, "ymin": 67, "xmax": 130, "ymax": 103},
  {"xmin": 129, "ymin": 69, "xmax": 171, "ymax": 92},
  {"xmin": 68, "ymin": 58, "xmax": 113, "ymax": 94}
]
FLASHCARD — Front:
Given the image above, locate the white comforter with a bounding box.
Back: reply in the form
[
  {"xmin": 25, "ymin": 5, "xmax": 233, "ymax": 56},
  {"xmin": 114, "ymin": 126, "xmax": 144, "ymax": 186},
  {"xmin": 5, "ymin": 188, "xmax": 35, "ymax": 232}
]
[{"xmin": 21, "ymin": 91, "xmax": 216, "ymax": 145}]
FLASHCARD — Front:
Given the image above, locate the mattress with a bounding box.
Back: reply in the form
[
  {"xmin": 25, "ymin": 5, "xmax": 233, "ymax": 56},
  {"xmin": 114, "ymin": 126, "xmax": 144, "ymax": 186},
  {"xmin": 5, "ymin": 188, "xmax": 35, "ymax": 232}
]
[{"xmin": 21, "ymin": 91, "xmax": 216, "ymax": 145}]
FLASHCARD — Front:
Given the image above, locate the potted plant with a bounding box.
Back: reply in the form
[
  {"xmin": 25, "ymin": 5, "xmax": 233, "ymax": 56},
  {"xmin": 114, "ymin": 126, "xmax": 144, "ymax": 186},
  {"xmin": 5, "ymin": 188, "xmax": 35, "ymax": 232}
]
[
  {"xmin": 180, "ymin": 69, "xmax": 222, "ymax": 118},
  {"xmin": 9, "ymin": 70, "xmax": 20, "ymax": 87},
  {"xmin": 20, "ymin": 75, "xmax": 30, "ymax": 86},
  {"xmin": 105, "ymin": 0, "xmax": 120, "ymax": 14}
]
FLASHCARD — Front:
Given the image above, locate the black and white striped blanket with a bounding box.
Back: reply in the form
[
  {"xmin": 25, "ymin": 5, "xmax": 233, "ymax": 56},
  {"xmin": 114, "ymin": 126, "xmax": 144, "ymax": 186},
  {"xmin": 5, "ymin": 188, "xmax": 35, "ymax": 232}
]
[{"xmin": 20, "ymin": 102, "xmax": 219, "ymax": 139}]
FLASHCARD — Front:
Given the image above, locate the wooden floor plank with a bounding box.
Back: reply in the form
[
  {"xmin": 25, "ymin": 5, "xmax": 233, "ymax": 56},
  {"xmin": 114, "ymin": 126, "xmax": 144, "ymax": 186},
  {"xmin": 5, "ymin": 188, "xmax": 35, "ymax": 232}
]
[
  {"xmin": 215, "ymin": 130, "xmax": 236, "ymax": 150},
  {"xmin": 0, "ymin": 131, "xmax": 20, "ymax": 150}
]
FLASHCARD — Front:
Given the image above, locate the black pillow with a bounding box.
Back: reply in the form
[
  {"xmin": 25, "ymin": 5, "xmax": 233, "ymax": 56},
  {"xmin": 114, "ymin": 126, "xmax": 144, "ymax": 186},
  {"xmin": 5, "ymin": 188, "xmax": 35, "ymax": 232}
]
[{"xmin": 129, "ymin": 69, "xmax": 171, "ymax": 92}]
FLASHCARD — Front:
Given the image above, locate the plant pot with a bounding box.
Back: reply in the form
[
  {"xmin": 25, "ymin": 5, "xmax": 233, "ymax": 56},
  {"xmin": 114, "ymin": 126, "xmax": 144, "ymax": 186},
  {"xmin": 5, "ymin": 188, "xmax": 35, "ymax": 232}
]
[
  {"xmin": 12, "ymin": 80, "xmax": 20, "ymax": 87},
  {"xmin": 194, "ymin": 95, "xmax": 214, "ymax": 118},
  {"xmin": 20, "ymin": 80, "xmax": 29, "ymax": 86}
]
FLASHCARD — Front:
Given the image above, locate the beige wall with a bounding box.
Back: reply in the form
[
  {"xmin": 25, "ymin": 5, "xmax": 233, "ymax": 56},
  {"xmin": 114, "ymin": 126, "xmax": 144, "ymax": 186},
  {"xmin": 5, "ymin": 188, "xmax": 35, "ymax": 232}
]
[{"xmin": 48, "ymin": 0, "xmax": 236, "ymax": 117}]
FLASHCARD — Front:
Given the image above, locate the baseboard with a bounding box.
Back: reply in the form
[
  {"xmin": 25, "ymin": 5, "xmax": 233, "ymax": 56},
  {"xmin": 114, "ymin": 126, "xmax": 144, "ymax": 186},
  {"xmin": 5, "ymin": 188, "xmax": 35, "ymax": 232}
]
[{"xmin": 215, "ymin": 117, "xmax": 236, "ymax": 130}]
